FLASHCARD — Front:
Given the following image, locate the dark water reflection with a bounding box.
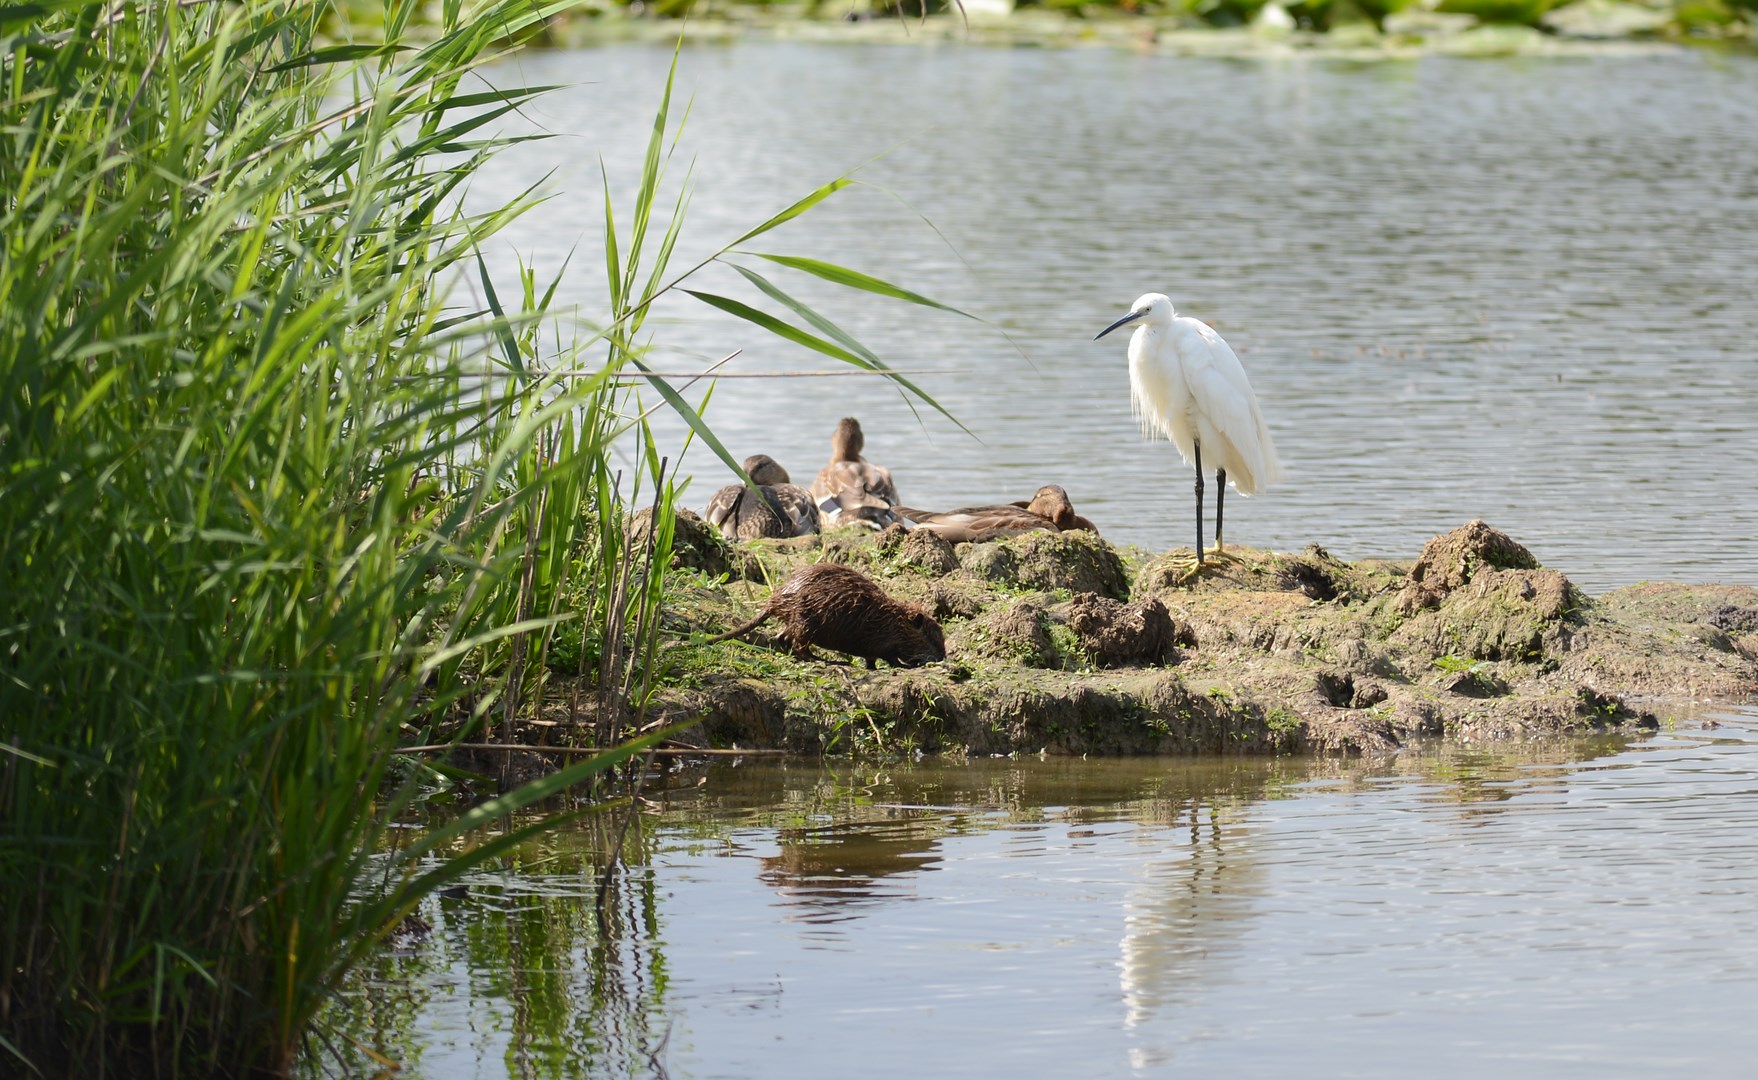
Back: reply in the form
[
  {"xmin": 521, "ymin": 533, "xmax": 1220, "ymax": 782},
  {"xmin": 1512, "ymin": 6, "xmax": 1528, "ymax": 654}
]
[
  {"xmin": 327, "ymin": 708, "xmax": 1758, "ymax": 1077},
  {"xmin": 467, "ymin": 45, "xmax": 1758, "ymax": 593}
]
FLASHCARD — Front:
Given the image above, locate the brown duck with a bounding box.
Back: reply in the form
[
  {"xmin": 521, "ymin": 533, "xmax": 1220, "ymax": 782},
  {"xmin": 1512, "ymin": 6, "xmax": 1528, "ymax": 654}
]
[
  {"xmin": 897, "ymin": 485, "xmax": 1100, "ymax": 544},
  {"xmin": 704, "ymin": 455, "xmax": 821, "ymax": 541},
  {"xmin": 809, "ymin": 417, "xmax": 900, "ymax": 529},
  {"xmin": 1011, "ymin": 484, "xmax": 1100, "ymax": 535}
]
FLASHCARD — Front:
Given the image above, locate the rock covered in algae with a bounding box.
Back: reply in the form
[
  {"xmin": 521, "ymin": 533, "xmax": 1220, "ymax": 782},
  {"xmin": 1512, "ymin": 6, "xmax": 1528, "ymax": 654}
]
[
  {"xmin": 955, "ymin": 528, "xmax": 1129, "ymax": 599},
  {"xmin": 628, "ymin": 506, "xmax": 750, "ymax": 581},
  {"xmin": 876, "ymin": 522, "xmax": 960, "ymax": 576},
  {"xmin": 1392, "ymin": 567, "xmax": 1584, "ymax": 662}
]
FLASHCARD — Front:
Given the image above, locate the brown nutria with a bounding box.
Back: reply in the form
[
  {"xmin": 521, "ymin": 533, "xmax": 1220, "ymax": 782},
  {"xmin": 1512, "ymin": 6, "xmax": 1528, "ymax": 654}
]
[
  {"xmin": 704, "ymin": 454, "xmax": 821, "ymax": 540},
  {"xmin": 809, "ymin": 417, "xmax": 901, "ymax": 529},
  {"xmin": 699, "ymin": 563, "xmax": 945, "ymax": 669}
]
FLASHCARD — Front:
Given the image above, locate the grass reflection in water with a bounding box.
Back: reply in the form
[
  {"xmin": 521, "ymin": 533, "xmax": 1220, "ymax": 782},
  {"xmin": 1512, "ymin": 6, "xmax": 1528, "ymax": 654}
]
[{"xmin": 323, "ymin": 734, "xmax": 1641, "ymax": 1077}]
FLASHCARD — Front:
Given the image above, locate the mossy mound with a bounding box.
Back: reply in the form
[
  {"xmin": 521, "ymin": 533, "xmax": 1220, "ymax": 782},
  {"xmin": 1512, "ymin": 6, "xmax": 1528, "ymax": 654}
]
[
  {"xmin": 948, "ymin": 598, "xmax": 1059, "ymax": 668},
  {"xmin": 876, "ymin": 523, "xmax": 960, "ymax": 576},
  {"xmin": 1390, "ymin": 567, "xmax": 1584, "ymax": 662},
  {"xmin": 956, "ymin": 529, "xmax": 1129, "ymax": 599},
  {"xmin": 617, "ymin": 516, "xmax": 1758, "ymax": 758},
  {"xmin": 1060, "ymin": 593, "xmax": 1186, "ymax": 668},
  {"xmin": 629, "ymin": 506, "xmax": 751, "ymax": 580},
  {"xmin": 1395, "ymin": 518, "xmax": 1541, "ymax": 615}
]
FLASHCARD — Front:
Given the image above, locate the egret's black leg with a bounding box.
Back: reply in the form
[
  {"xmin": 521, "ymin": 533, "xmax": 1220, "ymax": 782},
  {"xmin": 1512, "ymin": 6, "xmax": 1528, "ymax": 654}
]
[
  {"xmin": 1215, "ymin": 468, "xmax": 1227, "ymax": 554},
  {"xmin": 1193, "ymin": 442, "xmax": 1205, "ymax": 566}
]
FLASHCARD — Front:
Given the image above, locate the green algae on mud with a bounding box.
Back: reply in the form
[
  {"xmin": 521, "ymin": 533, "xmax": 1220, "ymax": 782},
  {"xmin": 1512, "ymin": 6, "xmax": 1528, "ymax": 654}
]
[{"xmin": 640, "ymin": 516, "xmax": 1758, "ymax": 756}]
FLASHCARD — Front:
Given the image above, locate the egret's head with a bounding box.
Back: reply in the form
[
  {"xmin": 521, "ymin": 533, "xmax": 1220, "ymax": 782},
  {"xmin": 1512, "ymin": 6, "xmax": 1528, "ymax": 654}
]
[{"xmin": 1094, "ymin": 293, "xmax": 1174, "ymax": 340}]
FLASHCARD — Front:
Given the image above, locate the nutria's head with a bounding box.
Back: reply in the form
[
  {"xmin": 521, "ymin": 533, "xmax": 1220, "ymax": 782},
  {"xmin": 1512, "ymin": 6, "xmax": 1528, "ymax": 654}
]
[
  {"xmin": 830, "ymin": 417, "xmax": 865, "ymax": 462},
  {"xmin": 742, "ymin": 454, "xmax": 790, "ymax": 487},
  {"xmin": 1026, "ymin": 484, "xmax": 1078, "ymax": 529},
  {"xmin": 895, "ymin": 604, "xmax": 947, "ymax": 666}
]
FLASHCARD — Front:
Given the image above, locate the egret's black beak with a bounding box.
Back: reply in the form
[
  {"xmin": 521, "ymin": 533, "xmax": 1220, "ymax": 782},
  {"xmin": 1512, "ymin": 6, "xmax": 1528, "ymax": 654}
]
[{"xmin": 1094, "ymin": 310, "xmax": 1144, "ymax": 341}]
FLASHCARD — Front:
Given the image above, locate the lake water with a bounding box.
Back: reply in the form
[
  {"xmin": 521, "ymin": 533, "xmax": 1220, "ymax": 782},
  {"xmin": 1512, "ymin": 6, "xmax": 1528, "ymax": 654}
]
[
  {"xmin": 353, "ymin": 41, "xmax": 1758, "ymax": 1079},
  {"xmin": 468, "ymin": 42, "xmax": 1758, "ymax": 594},
  {"xmin": 335, "ymin": 705, "xmax": 1758, "ymax": 1078}
]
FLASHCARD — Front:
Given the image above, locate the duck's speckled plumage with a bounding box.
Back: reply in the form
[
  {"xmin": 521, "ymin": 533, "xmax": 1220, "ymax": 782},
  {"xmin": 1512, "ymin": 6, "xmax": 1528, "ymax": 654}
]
[
  {"xmin": 704, "ymin": 454, "xmax": 821, "ymax": 541},
  {"xmin": 809, "ymin": 417, "xmax": 900, "ymax": 529}
]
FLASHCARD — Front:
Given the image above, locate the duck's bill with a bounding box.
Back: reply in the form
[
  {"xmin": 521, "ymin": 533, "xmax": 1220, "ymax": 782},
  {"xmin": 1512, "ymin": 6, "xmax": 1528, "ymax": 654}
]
[{"xmin": 1094, "ymin": 310, "xmax": 1143, "ymax": 340}]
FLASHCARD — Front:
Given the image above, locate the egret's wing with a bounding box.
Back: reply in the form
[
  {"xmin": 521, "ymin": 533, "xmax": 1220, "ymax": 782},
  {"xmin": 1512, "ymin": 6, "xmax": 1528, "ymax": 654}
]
[
  {"xmin": 1128, "ymin": 333, "xmax": 1198, "ymax": 465},
  {"xmin": 1181, "ymin": 320, "xmax": 1282, "ymax": 494}
]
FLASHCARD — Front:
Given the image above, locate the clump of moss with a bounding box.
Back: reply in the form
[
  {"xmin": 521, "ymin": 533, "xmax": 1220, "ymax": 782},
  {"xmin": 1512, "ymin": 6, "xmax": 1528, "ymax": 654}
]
[
  {"xmin": 956, "ymin": 529, "xmax": 1130, "ymax": 599},
  {"xmin": 876, "ymin": 523, "xmax": 960, "ymax": 576},
  {"xmin": 1396, "ymin": 519, "xmax": 1540, "ymax": 615},
  {"xmin": 1062, "ymin": 593, "xmax": 1186, "ymax": 668},
  {"xmin": 1393, "ymin": 567, "xmax": 1582, "ymax": 663},
  {"xmin": 949, "ymin": 598, "xmax": 1059, "ymax": 668}
]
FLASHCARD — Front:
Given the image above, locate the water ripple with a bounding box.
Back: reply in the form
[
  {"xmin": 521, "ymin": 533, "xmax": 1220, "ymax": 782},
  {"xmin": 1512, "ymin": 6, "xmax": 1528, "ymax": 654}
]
[{"xmin": 474, "ymin": 45, "xmax": 1758, "ymax": 593}]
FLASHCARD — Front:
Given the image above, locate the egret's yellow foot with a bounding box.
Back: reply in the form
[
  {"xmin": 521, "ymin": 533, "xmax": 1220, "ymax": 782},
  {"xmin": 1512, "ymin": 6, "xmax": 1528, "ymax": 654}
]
[
  {"xmin": 1202, "ymin": 543, "xmax": 1240, "ymax": 564},
  {"xmin": 1163, "ymin": 550, "xmax": 1206, "ymax": 585}
]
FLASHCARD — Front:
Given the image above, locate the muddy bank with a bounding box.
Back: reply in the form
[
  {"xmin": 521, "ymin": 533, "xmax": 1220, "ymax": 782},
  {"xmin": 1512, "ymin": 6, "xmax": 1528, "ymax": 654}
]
[{"xmin": 642, "ymin": 517, "xmax": 1757, "ymax": 756}]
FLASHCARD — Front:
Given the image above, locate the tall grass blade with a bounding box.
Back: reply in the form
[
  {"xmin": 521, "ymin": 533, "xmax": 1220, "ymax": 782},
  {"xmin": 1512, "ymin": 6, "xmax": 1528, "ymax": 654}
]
[{"xmin": 745, "ymin": 251, "xmax": 976, "ymax": 316}]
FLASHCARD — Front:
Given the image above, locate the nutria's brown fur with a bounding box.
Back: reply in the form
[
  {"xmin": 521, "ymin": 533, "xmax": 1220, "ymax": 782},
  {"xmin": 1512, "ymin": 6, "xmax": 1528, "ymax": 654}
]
[{"xmin": 700, "ymin": 563, "xmax": 946, "ymax": 669}]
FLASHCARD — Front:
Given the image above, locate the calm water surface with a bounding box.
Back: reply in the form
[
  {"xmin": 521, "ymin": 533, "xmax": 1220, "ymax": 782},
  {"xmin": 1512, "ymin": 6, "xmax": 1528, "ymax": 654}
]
[
  {"xmin": 339, "ymin": 706, "xmax": 1758, "ymax": 1077},
  {"xmin": 377, "ymin": 45, "xmax": 1758, "ymax": 1077},
  {"xmin": 468, "ymin": 44, "xmax": 1758, "ymax": 593}
]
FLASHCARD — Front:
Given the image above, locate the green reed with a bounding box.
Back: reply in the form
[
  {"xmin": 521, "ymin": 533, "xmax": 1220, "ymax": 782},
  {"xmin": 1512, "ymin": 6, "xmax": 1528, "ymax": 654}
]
[{"xmin": 0, "ymin": 2, "xmax": 964, "ymax": 1074}]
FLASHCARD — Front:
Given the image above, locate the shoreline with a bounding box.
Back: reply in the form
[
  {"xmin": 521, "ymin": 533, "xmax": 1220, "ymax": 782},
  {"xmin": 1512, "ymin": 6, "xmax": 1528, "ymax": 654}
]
[
  {"xmin": 537, "ymin": 9, "xmax": 1749, "ymax": 60},
  {"xmin": 458, "ymin": 518, "xmax": 1758, "ymax": 772}
]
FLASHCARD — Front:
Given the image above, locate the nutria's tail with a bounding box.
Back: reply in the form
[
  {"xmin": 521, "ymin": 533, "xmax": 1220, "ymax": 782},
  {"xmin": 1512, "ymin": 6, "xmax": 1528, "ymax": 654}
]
[{"xmin": 690, "ymin": 609, "xmax": 772, "ymax": 648}]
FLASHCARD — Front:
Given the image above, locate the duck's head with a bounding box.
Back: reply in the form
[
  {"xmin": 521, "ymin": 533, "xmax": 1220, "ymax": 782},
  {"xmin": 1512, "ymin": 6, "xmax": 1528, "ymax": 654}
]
[
  {"xmin": 830, "ymin": 417, "xmax": 865, "ymax": 461},
  {"xmin": 1025, "ymin": 484, "xmax": 1078, "ymax": 528},
  {"xmin": 1094, "ymin": 293, "xmax": 1175, "ymax": 340},
  {"xmin": 742, "ymin": 454, "xmax": 790, "ymax": 486}
]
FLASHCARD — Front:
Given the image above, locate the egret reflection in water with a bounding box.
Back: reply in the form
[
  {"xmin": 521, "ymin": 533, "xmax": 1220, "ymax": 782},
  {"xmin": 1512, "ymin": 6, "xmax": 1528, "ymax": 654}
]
[{"xmin": 312, "ymin": 723, "xmax": 1758, "ymax": 1078}]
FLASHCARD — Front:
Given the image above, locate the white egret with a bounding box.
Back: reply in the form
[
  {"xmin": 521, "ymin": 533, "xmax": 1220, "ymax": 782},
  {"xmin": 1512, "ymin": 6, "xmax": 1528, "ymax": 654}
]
[{"xmin": 1094, "ymin": 293, "xmax": 1282, "ymax": 567}]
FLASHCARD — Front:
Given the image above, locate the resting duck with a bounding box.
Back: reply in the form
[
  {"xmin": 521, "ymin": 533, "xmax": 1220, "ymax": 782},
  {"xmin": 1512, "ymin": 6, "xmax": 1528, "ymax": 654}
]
[
  {"xmin": 704, "ymin": 455, "xmax": 821, "ymax": 541},
  {"xmin": 897, "ymin": 485, "xmax": 1101, "ymax": 544},
  {"xmin": 1012, "ymin": 484, "xmax": 1100, "ymax": 535},
  {"xmin": 809, "ymin": 417, "xmax": 901, "ymax": 529},
  {"xmin": 890, "ymin": 501, "xmax": 1054, "ymax": 544}
]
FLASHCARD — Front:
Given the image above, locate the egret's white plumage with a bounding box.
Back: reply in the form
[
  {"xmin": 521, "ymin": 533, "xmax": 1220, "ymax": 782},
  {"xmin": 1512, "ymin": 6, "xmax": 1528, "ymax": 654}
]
[{"xmin": 1096, "ymin": 292, "xmax": 1282, "ymax": 560}]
